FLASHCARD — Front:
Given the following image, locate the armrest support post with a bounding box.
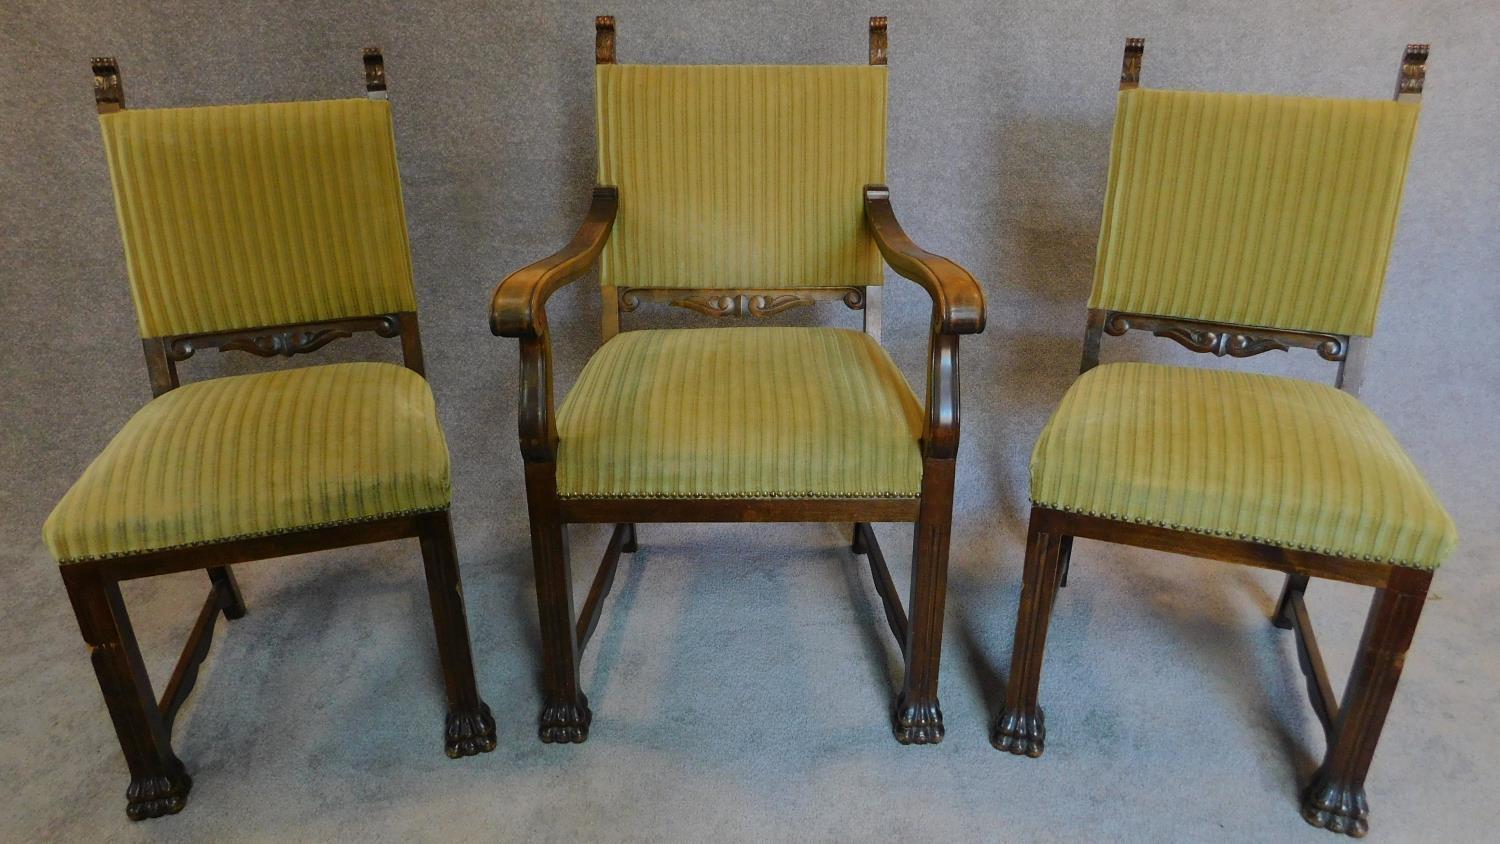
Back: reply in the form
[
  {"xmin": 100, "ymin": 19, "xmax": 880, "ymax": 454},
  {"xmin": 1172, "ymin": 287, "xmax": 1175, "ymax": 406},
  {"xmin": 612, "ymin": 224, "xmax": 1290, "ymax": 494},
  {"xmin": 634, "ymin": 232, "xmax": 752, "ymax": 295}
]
[{"xmin": 924, "ymin": 332, "xmax": 961, "ymax": 459}]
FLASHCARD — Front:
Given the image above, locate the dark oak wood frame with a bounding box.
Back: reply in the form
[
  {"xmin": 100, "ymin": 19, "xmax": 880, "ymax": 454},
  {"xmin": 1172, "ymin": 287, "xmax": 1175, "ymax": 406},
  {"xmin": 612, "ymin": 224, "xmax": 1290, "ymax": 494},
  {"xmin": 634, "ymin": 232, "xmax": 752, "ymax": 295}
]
[
  {"xmin": 70, "ymin": 51, "xmax": 494, "ymax": 822},
  {"xmin": 489, "ymin": 17, "xmax": 984, "ymax": 746},
  {"xmin": 993, "ymin": 39, "xmax": 1434, "ymax": 839}
]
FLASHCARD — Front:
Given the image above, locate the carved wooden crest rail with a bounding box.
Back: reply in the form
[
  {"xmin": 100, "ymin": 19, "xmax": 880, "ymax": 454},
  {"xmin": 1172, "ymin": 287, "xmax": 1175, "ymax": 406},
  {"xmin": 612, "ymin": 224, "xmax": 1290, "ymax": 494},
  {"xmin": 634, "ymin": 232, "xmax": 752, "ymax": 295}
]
[
  {"xmin": 1100, "ymin": 310, "xmax": 1350, "ymax": 362},
  {"xmin": 618, "ymin": 286, "xmax": 866, "ymax": 319},
  {"xmin": 164, "ymin": 314, "xmax": 404, "ymax": 361}
]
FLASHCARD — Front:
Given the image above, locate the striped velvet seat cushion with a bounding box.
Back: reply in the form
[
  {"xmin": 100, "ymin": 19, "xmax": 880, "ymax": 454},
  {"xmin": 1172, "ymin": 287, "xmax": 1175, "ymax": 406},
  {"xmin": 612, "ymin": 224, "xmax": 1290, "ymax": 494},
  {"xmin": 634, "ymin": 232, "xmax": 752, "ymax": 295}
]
[
  {"xmin": 1030, "ymin": 362, "xmax": 1456, "ymax": 569},
  {"xmin": 44, "ymin": 363, "xmax": 450, "ymax": 563},
  {"xmin": 556, "ymin": 327, "xmax": 923, "ymax": 499}
]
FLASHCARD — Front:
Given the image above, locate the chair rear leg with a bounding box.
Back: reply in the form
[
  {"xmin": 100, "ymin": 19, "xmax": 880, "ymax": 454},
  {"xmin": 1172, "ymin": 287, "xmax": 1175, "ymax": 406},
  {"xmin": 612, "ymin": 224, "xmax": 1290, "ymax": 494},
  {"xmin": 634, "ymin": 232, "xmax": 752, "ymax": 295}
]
[
  {"xmin": 621, "ymin": 523, "xmax": 639, "ymax": 553},
  {"xmin": 61, "ymin": 567, "xmax": 191, "ymax": 821},
  {"xmin": 894, "ymin": 460, "xmax": 955, "ymax": 745},
  {"xmin": 851, "ymin": 522, "xmax": 870, "ymax": 554},
  {"xmin": 417, "ymin": 512, "xmax": 497, "ymax": 758},
  {"xmin": 1057, "ymin": 535, "xmax": 1074, "ymax": 587},
  {"xmin": 993, "ymin": 512, "xmax": 1067, "ymax": 757},
  {"xmin": 1272, "ymin": 573, "xmax": 1310, "ymax": 630},
  {"xmin": 1302, "ymin": 575, "xmax": 1429, "ymax": 838},
  {"xmin": 206, "ymin": 566, "xmax": 246, "ymax": 619},
  {"xmin": 526, "ymin": 463, "xmax": 591, "ymax": 743}
]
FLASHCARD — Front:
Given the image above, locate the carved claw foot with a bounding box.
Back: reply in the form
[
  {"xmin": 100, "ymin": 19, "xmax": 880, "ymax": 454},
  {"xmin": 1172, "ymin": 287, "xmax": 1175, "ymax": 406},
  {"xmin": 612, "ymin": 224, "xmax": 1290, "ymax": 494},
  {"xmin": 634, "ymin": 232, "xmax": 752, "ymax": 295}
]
[
  {"xmin": 1302, "ymin": 776, "xmax": 1370, "ymax": 838},
  {"xmin": 539, "ymin": 695, "xmax": 591, "ymax": 744},
  {"xmin": 992, "ymin": 706, "xmax": 1046, "ymax": 757},
  {"xmin": 445, "ymin": 702, "xmax": 498, "ymax": 758},
  {"xmin": 893, "ymin": 694, "xmax": 944, "ymax": 745},
  {"xmin": 125, "ymin": 768, "xmax": 192, "ymax": 821}
]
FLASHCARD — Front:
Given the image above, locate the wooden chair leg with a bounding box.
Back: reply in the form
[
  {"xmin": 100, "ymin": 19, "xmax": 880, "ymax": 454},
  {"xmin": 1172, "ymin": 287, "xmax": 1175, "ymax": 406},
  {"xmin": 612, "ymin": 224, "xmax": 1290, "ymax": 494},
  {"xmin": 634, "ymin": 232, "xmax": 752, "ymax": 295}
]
[
  {"xmin": 1302, "ymin": 575, "xmax": 1429, "ymax": 838},
  {"xmin": 894, "ymin": 460, "xmax": 955, "ymax": 745},
  {"xmin": 621, "ymin": 523, "xmax": 639, "ymax": 553},
  {"xmin": 206, "ymin": 566, "xmax": 246, "ymax": 619},
  {"xmin": 61, "ymin": 567, "xmax": 191, "ymax": 821},
  {"xmin": 851, "ymin": 522, "xmax": 870, "ymax": 554},
  {"xmin": 993, "ymin": 511, "xmax": 1067, "ymax": 757},
  {"xmin": 417, "ymin": 511, "xmax": 497, "ymax": 758},
  {"xmin": 525, "ymin": 462, "xmax": 590, "ymax": 743},
  {"xmin": 1272, "ymin": 573, "xmax": 1310, "ymax": 630}
]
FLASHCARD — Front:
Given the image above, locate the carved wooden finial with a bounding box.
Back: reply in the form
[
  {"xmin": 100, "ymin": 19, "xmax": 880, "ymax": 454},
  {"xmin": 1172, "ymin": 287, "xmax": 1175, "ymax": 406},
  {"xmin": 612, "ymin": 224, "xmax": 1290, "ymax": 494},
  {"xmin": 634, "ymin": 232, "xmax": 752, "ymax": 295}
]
[
  {"xmin": 1120, "ymin": 37, "xmax": 1144, "ymax": 90},
  {"xmin": 596, "ymin": 16, "xmax": 616, "ymax": 64},
  {"xmin": 363, "ymin": 47, "xmax": 387, "ymax": 98},
  {"xmin": 91, "ymin": 56, "xmax": 123, "ymax": 113},
  {"xmin": 869, "ymin": 16, "xmax": 888, "ymax": 66},
  {"xmin": 1396, "ymin": 42, "xmax": 1428, "ymax": 101}
]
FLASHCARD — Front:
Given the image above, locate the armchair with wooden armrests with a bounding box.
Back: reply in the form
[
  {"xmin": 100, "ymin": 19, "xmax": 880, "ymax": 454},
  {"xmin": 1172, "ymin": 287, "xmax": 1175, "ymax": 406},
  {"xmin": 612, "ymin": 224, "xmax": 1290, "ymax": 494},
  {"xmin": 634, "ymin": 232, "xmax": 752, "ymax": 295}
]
[{"xmin": 491, "ymin": 17, "xmax": 985, "ymax": 745}]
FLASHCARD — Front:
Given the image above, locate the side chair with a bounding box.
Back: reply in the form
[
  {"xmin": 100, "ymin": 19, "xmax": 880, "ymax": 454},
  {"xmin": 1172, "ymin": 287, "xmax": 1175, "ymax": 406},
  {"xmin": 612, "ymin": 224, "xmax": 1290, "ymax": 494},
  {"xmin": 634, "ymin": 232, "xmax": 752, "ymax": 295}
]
[
  {"xmin": 491, "ymin": 17, "xmax": 985, "ymax": 745},
  {"xmin": 46, "ymin": 50, "xmax": 496, "ymax": 821},
  {"xmin": 992, "ymin": 39, "xmax": 1455, "ymax": 838}
]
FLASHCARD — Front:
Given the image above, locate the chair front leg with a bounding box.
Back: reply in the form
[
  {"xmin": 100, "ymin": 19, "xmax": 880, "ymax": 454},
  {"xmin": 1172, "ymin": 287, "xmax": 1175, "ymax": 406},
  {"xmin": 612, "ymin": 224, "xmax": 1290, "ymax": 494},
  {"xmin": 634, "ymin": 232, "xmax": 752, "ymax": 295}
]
[
  {"xmin": 61, "ymin": 567, "xmax": 192, "ymax": 821},
  {"xmin": 1303, "ymin": 574, "xmax": 1429, "ymax": 838},
  {"xmin": 894, "ymin": 458, "xmax": 955, "ymax": 745},
  {"xmin": 994, "ymin": 510, "xmax": 1067, "ymax": 757},
  {"xmin": 417, "ymin": 511, "xmax": 497, "ymax": 758},
  {"xmin": 525, "ymin": 462, "xmax": 590, "ymax": 743}
]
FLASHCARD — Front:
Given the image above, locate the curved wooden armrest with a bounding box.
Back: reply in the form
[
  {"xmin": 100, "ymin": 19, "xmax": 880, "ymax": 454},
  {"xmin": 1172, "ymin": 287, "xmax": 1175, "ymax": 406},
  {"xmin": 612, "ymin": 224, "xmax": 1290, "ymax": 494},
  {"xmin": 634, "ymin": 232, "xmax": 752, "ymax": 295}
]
[
  {"xmin": 863, "ymin": 186, "xmax": 986, "ymax": 335},
  {"xmin": 490, "ymin": 186, "xmax": 618, "ymax": 337}
]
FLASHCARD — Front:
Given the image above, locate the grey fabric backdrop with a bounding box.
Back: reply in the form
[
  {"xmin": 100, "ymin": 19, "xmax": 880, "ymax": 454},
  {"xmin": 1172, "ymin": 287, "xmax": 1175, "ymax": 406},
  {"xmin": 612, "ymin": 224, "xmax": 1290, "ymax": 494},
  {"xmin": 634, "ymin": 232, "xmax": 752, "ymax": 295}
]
[{"xmin": 2, "ymin": 1, "xmax": 1497, "ymax": 840}]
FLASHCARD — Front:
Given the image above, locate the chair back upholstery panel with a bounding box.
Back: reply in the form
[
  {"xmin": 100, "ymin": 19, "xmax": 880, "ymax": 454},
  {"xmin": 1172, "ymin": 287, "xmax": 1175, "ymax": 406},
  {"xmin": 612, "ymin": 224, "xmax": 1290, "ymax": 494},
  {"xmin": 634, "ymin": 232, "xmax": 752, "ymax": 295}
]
[
  {"xmin": 99, "ymin": 99, "xmax": 418, "ymax": 338},
  {"xmin": 595, "ymin": 64, "xmax": 887, "ymax": 289},
  {"xmin": 1090, "ymin": 89, "xmax": 1420, "ymax": 336}
]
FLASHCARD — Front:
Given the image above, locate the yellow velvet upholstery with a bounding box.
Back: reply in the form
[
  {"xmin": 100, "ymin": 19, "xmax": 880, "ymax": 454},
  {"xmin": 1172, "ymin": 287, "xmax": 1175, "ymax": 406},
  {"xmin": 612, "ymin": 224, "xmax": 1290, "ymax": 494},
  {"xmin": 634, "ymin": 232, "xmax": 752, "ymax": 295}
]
[
  {"xmin": 556, "ymin": 327, "xmax": 922, "ymax": 499},
  {"xmin": 1090, "ymin": 89, "xmax": 1420, "ymax": 337},
  {"xmin": 44, "ymin": 363, "xmax": 450, "ymax": 563},
  {"xmin": 595, "ymin": 64, "xmax": 887, "ymax": 290},
  {"xmin": 99, "ymin": 99, "xmax": 417, "ymax": 338},
  {"xmin": 1030, "ymin": 362, "xmax": 1456, "ymax": 569}
]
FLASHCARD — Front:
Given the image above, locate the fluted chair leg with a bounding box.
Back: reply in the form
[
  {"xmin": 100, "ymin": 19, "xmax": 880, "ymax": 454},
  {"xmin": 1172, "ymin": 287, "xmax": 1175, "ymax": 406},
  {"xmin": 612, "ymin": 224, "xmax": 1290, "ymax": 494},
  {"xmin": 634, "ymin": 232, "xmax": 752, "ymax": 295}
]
[
  {"xmin": 417, "ymin": 511, "xmax": 497, "ymax": 758},
  {"xmin": 1302, "ymin": 574, "xmax": 1428, "ymax": 838},
  {"xmin": 993, "ymin": 511, "xmax": 1067, "ymax": 757},
  {"xmin": 62, "ymin": 568, "xmax": 191, "ymax": 821},
  {"xmin": 525, "ymin": 462, "xmax": 590, "ymax": 743},
  {"xmin": 894, "ymin": 459, "xmax": 955, "ymax": 745}
]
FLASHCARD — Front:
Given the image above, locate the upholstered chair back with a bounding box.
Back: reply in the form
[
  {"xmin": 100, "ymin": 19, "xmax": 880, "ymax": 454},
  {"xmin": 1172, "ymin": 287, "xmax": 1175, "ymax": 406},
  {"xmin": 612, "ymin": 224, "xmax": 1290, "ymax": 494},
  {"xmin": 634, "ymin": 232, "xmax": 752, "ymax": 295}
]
[
  {"xmin": 1089, "ymin": 89, "xmax": 1421, "ymax": 336},
  {"xmin": 594, "ymin": 64, "xmax": 888, "ymax": 290},
  {"xmin": 98, "ymin": 99, "xmax": 418, "ymax": 338}
]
